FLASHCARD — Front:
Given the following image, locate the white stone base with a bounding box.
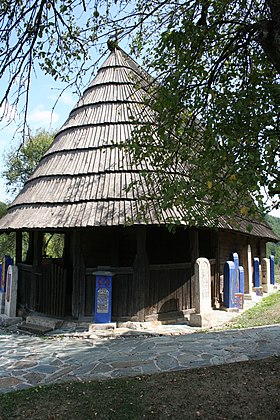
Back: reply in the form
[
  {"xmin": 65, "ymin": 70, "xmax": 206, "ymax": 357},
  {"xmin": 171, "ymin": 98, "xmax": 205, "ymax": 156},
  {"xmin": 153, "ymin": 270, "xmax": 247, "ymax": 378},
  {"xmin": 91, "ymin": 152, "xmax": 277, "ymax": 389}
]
[
  {"xmin": 89, "ymin": 322, "xmax": 117, "ymax": 332},
  {"xmin": 189, "ymin": 312, "xmax": 216, "ymax": 328},
  {"xmin": 117, "ymin": 321, "xmax": 155, "ymax": 330}
]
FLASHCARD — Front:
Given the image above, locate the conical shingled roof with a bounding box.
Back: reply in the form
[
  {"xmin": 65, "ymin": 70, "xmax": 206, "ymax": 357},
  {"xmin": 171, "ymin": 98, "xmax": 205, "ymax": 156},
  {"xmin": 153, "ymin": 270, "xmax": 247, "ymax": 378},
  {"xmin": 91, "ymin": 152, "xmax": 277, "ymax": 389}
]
[
  {"xmin": 0, "ymin": 47, "xmax": 278, "ymax": 240},
  {"xmin": 0, "ymin": 47, "xmax": 165, "ymax": 230}
]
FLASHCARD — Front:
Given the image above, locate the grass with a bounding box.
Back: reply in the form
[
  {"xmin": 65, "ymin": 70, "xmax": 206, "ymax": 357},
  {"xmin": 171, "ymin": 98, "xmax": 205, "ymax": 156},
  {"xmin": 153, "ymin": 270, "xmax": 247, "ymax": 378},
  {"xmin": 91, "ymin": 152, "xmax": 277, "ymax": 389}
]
[
  {"xmin": 1, "ymin": 291, "xmax": 280, "ymax": 419},
  {"xmin": 228, "ymin": 290, "xmax": 280, "ymax": 329},
  {"xmin": 1, "ymin": 357, "xmax": 280, "ymax": 419},
  {"xmin": 0, "ymin": 378, "xmax": 145, "ymax": 420}
]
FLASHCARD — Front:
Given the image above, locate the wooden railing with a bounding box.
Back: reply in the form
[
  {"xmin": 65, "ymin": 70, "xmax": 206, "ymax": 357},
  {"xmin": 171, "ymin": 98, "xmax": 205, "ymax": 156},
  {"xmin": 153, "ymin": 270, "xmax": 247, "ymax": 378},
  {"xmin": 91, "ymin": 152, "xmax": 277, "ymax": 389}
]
[{"xmin": 18, "ymin": 262, "xmax": 67, "ymax": 316}]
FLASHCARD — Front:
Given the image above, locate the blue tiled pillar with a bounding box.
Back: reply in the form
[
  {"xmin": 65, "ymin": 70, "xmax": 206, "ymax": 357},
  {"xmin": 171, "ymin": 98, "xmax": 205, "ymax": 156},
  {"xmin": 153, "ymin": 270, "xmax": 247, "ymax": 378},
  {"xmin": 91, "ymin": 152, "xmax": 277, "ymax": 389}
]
[
  {"xmin": 224, "ymin": 261, "xmax": 236, "ymax": 308},
  {"xmin": 270, "ymin": 255, "xmax": 275, "ymax": 285},
  {"xmin": 253, "ymin": 257, "xmax": 260, "ymax": 288},
  {"xmin": 94, "ymin": 274, "xmax": 113, "ymax": 323}
]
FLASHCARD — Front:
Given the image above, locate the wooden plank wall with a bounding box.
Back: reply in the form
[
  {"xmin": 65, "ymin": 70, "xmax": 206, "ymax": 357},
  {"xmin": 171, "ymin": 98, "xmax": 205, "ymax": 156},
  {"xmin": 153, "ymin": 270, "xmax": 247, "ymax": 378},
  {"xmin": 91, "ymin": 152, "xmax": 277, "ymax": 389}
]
[
  {"xmin": 37, "ymin": 264, "xmax": 67, "ymax": 317},
  {"xmin": 112, "ymin": 273, "xmax": 134, "ymax": 318},
  {"xmin": 85, "ymin": 263, "xmax": 193, "ymax": 321},
  {"xmin": 148, "ymin": 264, "xmax": 193, "ymax": 316}
]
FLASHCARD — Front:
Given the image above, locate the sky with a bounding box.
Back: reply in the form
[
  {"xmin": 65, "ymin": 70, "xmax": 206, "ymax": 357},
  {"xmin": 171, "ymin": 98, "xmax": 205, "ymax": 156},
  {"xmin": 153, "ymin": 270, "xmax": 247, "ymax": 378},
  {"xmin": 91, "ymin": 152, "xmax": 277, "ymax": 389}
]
[
  {"xmin": 0, "ymin": 81, "xmax": 77, "ymax": 203},
  {"xmin": 0, "ymin": 45, "xmax": 279, "ymax": 218}
]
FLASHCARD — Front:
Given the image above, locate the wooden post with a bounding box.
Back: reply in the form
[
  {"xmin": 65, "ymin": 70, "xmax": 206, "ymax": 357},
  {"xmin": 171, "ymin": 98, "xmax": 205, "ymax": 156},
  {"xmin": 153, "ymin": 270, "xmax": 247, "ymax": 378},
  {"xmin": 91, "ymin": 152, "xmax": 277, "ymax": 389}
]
[
  {"xmin": 15, "ymin": 231, "xmax": 22, "ymax": 264},
  {"xmin": 133, "ymin": 226, "xmax": 149, "ymax": 322},
  {"xmin": 31, "ymin": 231, "xmax": 43, "ymax": 310},
  {"xmin": 189, "ymin": 229, "xmax": 199, "ymax": 308},
  {"xmin": 25, "ymin": 232, "xmax": 33, "ymax": 264},
  {"xmin": 214, "ymin": 230, "xmax": 220, "ymax": 308},
  {"xmin": 72, "ymin": 229, "xmax": 85, "ymax": 319},
  {"xmin": 190, "ymin": 229, "xmax": 199, "ymax": 264}
]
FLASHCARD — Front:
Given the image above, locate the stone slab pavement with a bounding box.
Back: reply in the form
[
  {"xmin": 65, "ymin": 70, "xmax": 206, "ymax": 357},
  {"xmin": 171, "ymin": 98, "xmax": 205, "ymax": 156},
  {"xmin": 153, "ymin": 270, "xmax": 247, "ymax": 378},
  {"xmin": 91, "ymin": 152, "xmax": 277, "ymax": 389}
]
[{"xmin": 1, "ymin": 323, "xmax": 280, "ymax": 394}]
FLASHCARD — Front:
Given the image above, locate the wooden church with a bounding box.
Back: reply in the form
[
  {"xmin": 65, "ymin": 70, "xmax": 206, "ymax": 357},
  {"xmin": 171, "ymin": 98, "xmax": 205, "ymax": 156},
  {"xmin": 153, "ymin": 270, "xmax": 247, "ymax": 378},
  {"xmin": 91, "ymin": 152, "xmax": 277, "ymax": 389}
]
[{"xmin": 0, "ymin": 46, "xmax": 278, "ymax": 322}]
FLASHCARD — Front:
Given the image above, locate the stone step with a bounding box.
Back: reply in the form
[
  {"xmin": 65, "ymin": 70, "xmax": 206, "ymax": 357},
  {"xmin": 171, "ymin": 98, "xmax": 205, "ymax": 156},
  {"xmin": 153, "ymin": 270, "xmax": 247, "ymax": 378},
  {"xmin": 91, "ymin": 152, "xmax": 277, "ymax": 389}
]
[
  {"xmin": 25, "ymin": 315, "xmax": 63, "ymax": 330},
  {"xmin": 0, "ymin": 314, "xmax": 22, "ymax": 327},
  {"xmin": 18, "ymin": 322, "xmax": 53, "ymax": 335},
  {"xmin": 17, "ymin": 316, "xmax": 64, "ymax": 335}
]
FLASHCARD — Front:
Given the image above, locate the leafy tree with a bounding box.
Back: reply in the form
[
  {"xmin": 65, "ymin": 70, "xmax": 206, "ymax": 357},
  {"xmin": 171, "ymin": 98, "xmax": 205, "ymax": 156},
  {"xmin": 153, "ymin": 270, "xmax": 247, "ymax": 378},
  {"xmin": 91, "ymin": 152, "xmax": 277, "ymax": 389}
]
[
  {"xmin": 0, "ymin": 202, "xmax": 14, "ymax": 260},
  {"xmin": 0, "ymin": 1, "xmax": 279, "ymax": 221},
  {"xmin": 1, "ymin": 130, "xmax": 64, "ymax": 260},
  {"xmin": 266, "ymin": 215, "xmax": 280, "ymax": 238},
  {"xmin": 266, "ymin": 215, "xmax": 280, "ymax": 271},
  {"xmin": 124, "ymin": 0, "xmax": 280, "ymax": 222},
  {"xmin": 0, "ymin": 202, "xmax": 7, "ymax": 218},
  {"xmin": 2, "ymin": 129, "xmax": 54, "ymax": 195}
]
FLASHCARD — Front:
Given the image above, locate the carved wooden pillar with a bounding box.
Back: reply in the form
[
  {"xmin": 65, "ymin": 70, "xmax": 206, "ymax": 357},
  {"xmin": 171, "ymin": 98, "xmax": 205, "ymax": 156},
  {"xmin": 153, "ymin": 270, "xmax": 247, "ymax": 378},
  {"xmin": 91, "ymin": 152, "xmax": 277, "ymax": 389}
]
[{"xmin": 133, "ymin": 226, "xmax": 149, "ymax": 322}]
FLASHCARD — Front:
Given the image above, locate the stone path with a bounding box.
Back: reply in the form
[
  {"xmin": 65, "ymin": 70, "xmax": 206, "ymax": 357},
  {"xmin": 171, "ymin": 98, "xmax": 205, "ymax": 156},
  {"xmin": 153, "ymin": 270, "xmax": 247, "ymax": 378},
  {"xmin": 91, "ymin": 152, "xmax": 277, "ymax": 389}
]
[{"xmin": 1, "ymin": 323, "xmax": 280, "ymax": 394}]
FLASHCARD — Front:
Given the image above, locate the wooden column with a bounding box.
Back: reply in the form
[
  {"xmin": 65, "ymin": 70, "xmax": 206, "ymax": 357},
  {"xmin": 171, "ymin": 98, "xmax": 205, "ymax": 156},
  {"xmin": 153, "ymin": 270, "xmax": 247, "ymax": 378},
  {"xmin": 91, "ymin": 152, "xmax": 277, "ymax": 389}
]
[
  {"xmin": 72, "ymin": 229, "xmax": 85, "ymax": 319},
  {"xmin": 214, "ymin": 230, "xmax": 220, "ymax": 308},
  {"xmin": 31, "ymin": 231, "xmax": 43, "ymax": 310},
  {"xmin": 190, "ymin": 229, "xmax": 199, "ymax": 263},
  {"xmin": 133, "ymin": 226, "xmax": 149, "ymax": 322},
  {"xmin": 189, "ymin": 228, "xmax": 199, "ymax": 308},
  {"xmin": 15, "ymin": 231, "xmax": 22, "ymax": 264},
  {"xmin": 25, "ymin": 232, "xmax": 33, "ymax": 264}
]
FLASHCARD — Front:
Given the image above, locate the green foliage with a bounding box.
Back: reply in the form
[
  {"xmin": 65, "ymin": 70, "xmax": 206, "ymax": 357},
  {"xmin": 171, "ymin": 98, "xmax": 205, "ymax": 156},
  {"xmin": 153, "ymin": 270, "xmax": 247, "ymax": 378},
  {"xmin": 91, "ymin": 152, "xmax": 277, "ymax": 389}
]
[
  {"xmin": 266, "ymin": 215, "xmax": 280, "ymax": 238},
  {"xmin": 43, "ymin": 233, "xmax": 65, "ymax": 259},
  {"xmin": 124, "ymin": 0, "xmax": 280, "ymax": 222},
  {"xmin": 0, "ymin": 203, "xmax": 14, "ymax": 259},
  {"xmin": 0, "ymin": 233, "xmax": 15, "ymax": 261},
  {"xmin": 2, "ymin": 129, "xmax": 54, "ymax": 195},
  {"xmin": 0, "ymin": 202, "xmax": 7, "ymax": 218},
  {"xmin": 266, "ymin": 215, "xmax": 280, "ymax": 269}
]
